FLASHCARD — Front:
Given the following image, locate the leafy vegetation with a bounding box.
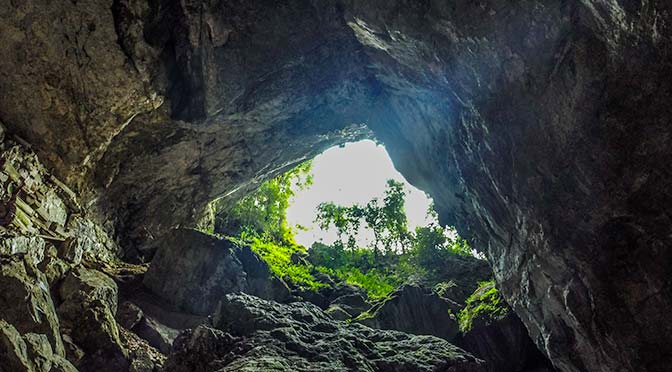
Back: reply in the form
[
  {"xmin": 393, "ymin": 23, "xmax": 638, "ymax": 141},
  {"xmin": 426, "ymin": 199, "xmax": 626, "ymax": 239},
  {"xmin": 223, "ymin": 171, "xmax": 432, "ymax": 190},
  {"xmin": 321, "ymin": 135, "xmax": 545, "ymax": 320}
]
[
  {"xmin": 457, "ymin": 280, "xmax": 510, "ymax": 332},
  {"xmin": 214, "ymin": 161, "xmax": 478, "ymax": 300},
  {"xmin": 215, "ymin": 162, "xmax": 322, "ymax": 289}
]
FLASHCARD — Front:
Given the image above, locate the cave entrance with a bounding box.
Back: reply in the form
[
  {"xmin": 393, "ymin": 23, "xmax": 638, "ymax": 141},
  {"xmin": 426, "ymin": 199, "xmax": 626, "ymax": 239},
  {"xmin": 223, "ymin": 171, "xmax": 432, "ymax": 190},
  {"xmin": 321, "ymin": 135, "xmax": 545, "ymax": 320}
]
[{"xmin": 210, "ymin": 139, "xmax": 484, "ymax": 301}]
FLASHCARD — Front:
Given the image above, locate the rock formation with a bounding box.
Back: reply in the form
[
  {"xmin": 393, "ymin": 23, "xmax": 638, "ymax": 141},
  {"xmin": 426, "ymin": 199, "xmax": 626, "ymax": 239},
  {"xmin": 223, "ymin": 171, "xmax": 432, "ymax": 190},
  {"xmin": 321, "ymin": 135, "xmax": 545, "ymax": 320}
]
[
  {"xmin": 165, "ymin": 293, "xmax": 486, "ymax": 372},
  {"xmin": 1, "ymin": 1, "xmax": 671, "ymax": 371}
]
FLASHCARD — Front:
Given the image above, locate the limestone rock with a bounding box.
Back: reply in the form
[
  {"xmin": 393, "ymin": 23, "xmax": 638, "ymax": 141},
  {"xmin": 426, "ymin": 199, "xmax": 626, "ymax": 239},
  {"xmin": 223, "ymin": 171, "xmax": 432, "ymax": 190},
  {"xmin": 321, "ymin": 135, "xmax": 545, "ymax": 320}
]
[
  {"xmin": 57, "ymin": 267, "xmax": 127, "ymax": 371},
  {"xmin": 58, "ymin": 267, "xmax": 118, "ymax": 316},
  {"xmin": 329, "ymin": 293, "xmax": 371, "ymax": 318},
  {"xmin": 325, "ymin": 305, "xmax": 352, "ymax": 321},
  {"xmin": 458, "ymin": 313, "xmax": 556, "ymax": 372},
  {"xmin": 117, "ymin": 301, "xmax": 145, "ymax": 330},
  {"xmin": 0, "ymin": 256, "xmax": 64, "ymax": 357},
  {"xmin": 164, "ymin": 293, "xmax": 485, "ymax": 372},
  {"xmin": 358, "ymin": 285, "xmax": 459, "ymax": 342},
  {"xmin": 143, "ymin": 229, "xmax": 289, "ymax": 316},
  {"xmin": 0, "ymin": 320, "xmax": 77, "ymax": 372},
  {"xmin": 0, "ymin": 236, "xmax": 46, "ymax": 267},
  {"xmin": 1, "ymin": 1, "xmax": 672, "ymax": 370},
  {"xmin": 133, "ymin": 315, "xmax": 179, "ymax": 354}
]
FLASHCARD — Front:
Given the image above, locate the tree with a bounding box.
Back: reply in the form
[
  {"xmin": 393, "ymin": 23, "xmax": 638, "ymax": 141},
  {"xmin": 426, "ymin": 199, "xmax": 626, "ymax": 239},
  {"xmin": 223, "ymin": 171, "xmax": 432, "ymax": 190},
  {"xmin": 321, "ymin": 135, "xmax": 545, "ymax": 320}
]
[
  {"xmin": 315, "ymin": 179, "xmax": 411, "ymax": 255},
  {"xmin": 214, "ymin": 161, "xmax": 312, "ymax": 244}
]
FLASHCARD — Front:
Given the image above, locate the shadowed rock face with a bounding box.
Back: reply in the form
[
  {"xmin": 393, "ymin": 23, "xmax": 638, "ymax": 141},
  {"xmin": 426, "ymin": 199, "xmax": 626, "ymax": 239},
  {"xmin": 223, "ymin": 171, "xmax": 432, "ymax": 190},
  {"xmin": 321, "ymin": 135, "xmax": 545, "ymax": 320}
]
[{"xmin": 1, "ymin": 1, "xmax": 671, "ymax": 371}]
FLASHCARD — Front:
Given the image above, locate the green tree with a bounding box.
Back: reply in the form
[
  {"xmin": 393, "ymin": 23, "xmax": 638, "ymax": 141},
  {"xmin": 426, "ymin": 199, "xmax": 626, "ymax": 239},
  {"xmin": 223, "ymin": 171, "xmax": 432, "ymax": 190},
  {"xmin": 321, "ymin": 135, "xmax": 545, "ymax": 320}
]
[
  {"xmin": 315, "ymin": 179, "xmax": 411, "ymax": 255},
  {"xmin": 215, "ymin": 161, "xmax": 312, "ymax": 244}
]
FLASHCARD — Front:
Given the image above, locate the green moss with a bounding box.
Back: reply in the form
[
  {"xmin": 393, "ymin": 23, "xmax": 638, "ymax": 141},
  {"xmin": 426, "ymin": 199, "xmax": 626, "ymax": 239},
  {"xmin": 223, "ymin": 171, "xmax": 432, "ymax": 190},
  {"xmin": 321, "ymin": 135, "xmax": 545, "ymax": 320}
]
[
  {"xmin": 315, "ymin": 266, "xmax": 397, "ymax": 300},
  {"xmin": 245, "ymin": 238, "xmax": 327, "ymax": 291},
  {"xmin": 458, "ymin": 280, "xmax": 509, "ymax": 332}
]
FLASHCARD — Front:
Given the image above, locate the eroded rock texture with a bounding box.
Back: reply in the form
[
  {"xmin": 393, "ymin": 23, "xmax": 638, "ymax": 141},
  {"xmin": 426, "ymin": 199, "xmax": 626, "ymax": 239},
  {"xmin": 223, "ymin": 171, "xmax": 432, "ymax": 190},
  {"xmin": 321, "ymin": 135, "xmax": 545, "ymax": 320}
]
[
  {"xmin": 165, "ymin": 293, "xmax": 485, "ymax": 372},
  {"xmin": 1, "ymin": 1, "xmax": 671, "ymax": 371}
]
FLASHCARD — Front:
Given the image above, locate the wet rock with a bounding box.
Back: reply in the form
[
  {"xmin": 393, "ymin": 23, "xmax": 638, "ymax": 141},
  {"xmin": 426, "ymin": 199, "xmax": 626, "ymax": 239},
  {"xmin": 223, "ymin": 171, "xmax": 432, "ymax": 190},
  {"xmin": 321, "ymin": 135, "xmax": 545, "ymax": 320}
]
[
  {"xmin": 165, "ymin": 293, "xmax": 485, "ymax": 371},
  {"xmin": 329, "ymin": 293, "xmax": 371, "ymax": 318},
  {"xmin": 144, "ymin": 229, "xmax": 288, "ymax": 316},
  {"xmin": 357, "ymin": 284, "xmax": 459, "ymax": 341},
  {"xmin": 0, "ymin": 256, "xmax": 64, "ymax": 357}
]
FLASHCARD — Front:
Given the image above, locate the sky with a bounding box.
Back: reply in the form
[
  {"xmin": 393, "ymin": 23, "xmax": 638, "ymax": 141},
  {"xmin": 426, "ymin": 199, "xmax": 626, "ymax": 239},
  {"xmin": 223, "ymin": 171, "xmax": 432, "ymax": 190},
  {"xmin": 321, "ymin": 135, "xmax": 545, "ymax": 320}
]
[{"xmin": 286, "ymin": 140, "xmax": 436, "ymax": 248}]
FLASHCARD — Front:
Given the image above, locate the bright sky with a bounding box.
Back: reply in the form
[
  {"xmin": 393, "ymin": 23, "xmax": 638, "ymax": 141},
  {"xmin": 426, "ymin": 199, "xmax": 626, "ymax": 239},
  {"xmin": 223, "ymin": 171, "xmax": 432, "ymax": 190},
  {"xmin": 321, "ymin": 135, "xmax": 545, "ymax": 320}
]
[{"xmin": 286, "ymin": 140, "xmax": 437, "ymax": 248}]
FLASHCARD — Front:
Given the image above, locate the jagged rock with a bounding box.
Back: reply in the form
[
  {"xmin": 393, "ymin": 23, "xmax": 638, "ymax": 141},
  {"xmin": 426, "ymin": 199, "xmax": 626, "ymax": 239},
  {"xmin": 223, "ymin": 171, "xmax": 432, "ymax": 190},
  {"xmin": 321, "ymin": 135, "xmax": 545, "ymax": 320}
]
[
  {"xmin": 134, "ymin": 316, "xmax": 179, "ymax": 354},
  {"xmin": 119, "ymin": 328, "xmax": 166, "ymax": 372},
  {"xmin": 2, "ymin": 1, "xmax": 672, "ymax": 370},
  {"xmin": 164, "ymin": 293, "xmax": 485, "ymax": 372},
  {"xmin": 325, "ymin": 304, "xmax": 352, "ymax": 321},
  {"xmin": 458, "ymin": 313, "xmax": 556, "ymax": 372},
  {"xmin": 357, "ymin": 285, "xmax": 459, "ymax": 341},
  {"xmin": 144, "ymin": 229, "xmax": 289, "ymax": 316},
  {"xmin": 38, "ymin": 244, "xmax": 73, "ymax": 287},
  {"xmin": 0, "ymin": 256, "xmax": 64, "ymax": 357},
  {"xmin": 0, "ymin": 320, "xmax": 77, "ymax": 372},
  {"xmin": 58, "ymin": 267, "xmax": 119, "ymax": 316},
  {"xmin": 0, "ymin": 236, "xmax": 46, "ymax": 267},
  {"xmin": 66, "ymin": 217, "xmax": 120, "ymax": 264},
  {"xmin": 235, "ymin": 245, "xmax": 291, "ymax": 303},
  {"xmin": 117, "ymin": 301, "xmax": 145, "ymax": 330},
  {"xmin": 329, "ymin": 293, "xmax": 371, "ymax": 318},
  {"xmin": 57, "ymin": 267, "xmax": 127, "ymax": 371}
]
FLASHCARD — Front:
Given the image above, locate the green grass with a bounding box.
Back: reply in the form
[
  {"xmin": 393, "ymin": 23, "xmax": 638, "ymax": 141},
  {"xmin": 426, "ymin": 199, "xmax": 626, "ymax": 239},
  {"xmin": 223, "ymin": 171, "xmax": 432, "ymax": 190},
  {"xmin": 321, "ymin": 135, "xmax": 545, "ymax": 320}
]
[
  {"xmin": 458, "ymin": 280, "xmax": 509, "ymax": 332},
  {"xmin": 246, "ymin": 237, "xmax": 327, "ymax": 291}
]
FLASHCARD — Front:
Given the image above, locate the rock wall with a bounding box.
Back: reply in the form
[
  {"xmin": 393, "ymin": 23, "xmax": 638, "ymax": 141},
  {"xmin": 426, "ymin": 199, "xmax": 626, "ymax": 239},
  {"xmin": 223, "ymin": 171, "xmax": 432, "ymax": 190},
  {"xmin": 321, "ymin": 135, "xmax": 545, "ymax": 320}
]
[{"xmin": 1, "ymin": 1, "xmax": 671, "ymax": 371}]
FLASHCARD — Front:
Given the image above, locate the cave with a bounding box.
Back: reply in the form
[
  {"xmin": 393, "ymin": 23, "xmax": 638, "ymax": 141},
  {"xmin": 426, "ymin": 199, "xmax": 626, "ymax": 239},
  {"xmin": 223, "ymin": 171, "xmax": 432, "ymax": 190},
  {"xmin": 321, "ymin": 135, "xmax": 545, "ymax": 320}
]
[{"xmin": 1, "ymin": 1, "xmax": 671, "ymax": 371}]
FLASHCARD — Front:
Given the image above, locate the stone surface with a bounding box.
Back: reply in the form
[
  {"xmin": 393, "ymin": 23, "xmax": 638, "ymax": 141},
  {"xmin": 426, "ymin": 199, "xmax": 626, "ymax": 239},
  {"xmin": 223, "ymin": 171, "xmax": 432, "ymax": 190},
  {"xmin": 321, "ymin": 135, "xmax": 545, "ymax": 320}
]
[
  {"xmin": 57, "ymin": 267, "xmax": 128, "ymax": 371},
  {"xmin": 133, "ymin": 315, "xmax": 179, "ymax": 354},
  {"xmin": 0, "ymin": 1, "xmax": 671, "ymax": 371},
  {"xmin": 358, "ymin": 284, "xmax": 459, "ymax": 342},
  {"xmin": 458, "ymin": 313, "xmax": 556, "ymax": 372},
  {"xmin": 0, "ymin": 320, "xmax": 77, "ymax": 372},
  {"xmin": 0, "ymin": 256, "xmax": 64, "ymax": 357},
  {"xmin": 164, "ymin": 292, "xmax": 485, "ymax": 372},
  {"xmin": 143, "ymin": 228, "xmax": 288, "ymax": 315}
]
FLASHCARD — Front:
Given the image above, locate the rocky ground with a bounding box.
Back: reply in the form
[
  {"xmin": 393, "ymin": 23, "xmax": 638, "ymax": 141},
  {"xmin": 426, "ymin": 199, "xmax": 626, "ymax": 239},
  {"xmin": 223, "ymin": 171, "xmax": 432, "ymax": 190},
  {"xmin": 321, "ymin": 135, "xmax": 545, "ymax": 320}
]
[{"xmin": 0, "ymin": 136, "xmax": 552, "ymax": 371}]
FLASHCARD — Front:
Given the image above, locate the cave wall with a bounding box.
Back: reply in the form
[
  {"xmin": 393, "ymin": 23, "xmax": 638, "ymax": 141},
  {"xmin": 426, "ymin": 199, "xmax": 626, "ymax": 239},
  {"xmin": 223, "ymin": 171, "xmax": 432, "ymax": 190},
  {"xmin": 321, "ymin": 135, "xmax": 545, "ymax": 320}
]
[{"xmin": 1, "ymin": 1, "xmax": 671, "ymax": 371}]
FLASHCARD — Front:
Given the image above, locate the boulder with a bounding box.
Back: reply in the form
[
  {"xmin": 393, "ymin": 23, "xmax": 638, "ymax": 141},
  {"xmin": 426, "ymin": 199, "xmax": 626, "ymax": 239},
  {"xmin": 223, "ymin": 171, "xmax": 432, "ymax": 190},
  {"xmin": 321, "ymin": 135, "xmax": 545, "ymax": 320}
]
[
  {"xmin": 165, "ymin": 293, "xmax": 485, "ymax": 372},
  {"xmin": 0, "ymin": 256, "xmax": 64, "ymax": 357},
  {"xmin": 57, "ymin": 267, "xmax": 127, "ymax": 371},
  {"xmin": 325, "ymin": 305, "xmax": 352, "ymax": 321},
  {"xmin": 0, "ymin": 320, "xmax": 77, "ymax": 372},
  {"xmin": 0, "ymin": 236, "xmax": 46, "ymax": 267},
  {"xmin": 134, "ymin": 316, "xmax": 180, "ymax": 354},
  {"xmin": 358, "ymin": 284, "xmax": 459, "ymax": 342},
  {"xmin": 116, "ymin": 301, "xmax": 145, "ymax": 330},
  {"xmin": 143, "ymin": 229, "xmax": 289, "ymax": 316},
  {"xmin": 329, "ymin": 293, "xmax": 371, "ymax": 318}
]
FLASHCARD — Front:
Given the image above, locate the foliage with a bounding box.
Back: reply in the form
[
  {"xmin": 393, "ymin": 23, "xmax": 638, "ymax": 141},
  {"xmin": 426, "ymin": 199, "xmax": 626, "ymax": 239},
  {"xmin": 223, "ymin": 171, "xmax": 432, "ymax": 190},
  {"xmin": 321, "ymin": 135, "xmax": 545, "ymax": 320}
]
[
  {"xmin": 216, "ymin": 162, "xmax": 479, "ymax": 301},
  {"xmin": 215, "ymin": 161, "xmax": 312, "ymax": 244},
  {"xmin": 245, "ymin": 237, "xmax": 326, "ymax": 290},
  {"xmin": 315, "ymin": 179, "xmax": 411, "ymax": 254},
  {"xmin": 457, "ymin": 280, "xmax": 510, "ymax": 332},
  {"xmin": 215, "ymin": 162, "xmax": 324, "ymax": 290}
]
